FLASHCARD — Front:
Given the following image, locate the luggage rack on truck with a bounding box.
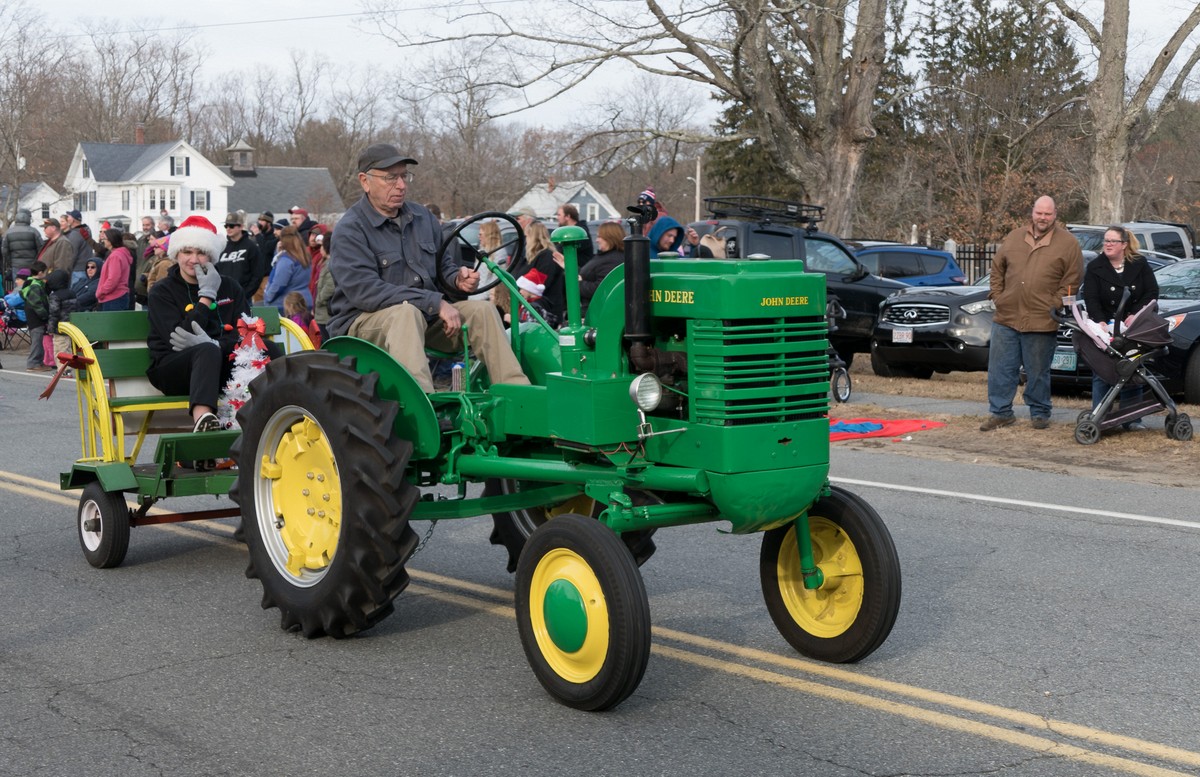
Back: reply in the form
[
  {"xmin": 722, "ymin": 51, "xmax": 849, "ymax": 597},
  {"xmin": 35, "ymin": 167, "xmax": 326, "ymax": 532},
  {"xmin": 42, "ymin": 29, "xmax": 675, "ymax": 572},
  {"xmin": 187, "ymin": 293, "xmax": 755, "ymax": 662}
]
[{"xmin": 703, "ymin": 196, "xmax": 825, "ymax": 230}]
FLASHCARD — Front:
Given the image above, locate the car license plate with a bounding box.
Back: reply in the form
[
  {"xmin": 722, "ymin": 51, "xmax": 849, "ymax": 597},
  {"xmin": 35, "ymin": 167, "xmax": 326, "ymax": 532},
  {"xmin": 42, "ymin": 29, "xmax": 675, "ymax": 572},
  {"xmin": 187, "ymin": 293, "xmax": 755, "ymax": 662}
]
[
  {"xmin": 1051, "ymin": 349, "xmax": 1077, "ymax": 371},
  {"xmin": 892, "ymin": 328, "xmax": 913, "ymax": 344}
]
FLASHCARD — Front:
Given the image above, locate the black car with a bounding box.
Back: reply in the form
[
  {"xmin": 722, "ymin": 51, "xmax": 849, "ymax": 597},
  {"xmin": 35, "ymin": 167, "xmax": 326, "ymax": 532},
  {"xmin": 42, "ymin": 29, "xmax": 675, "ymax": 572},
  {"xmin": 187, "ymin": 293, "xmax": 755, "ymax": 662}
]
[
  {"xmin": 870, "ymin": 277, "xmax": 993, "ymax": 378},
  {"xmin": 688, "ymin": 196, "xmax": 907, "ymax": 363},
  {"xmin": 1051, "ymin": 259, "xmax": 1200, "ymax": 401}
]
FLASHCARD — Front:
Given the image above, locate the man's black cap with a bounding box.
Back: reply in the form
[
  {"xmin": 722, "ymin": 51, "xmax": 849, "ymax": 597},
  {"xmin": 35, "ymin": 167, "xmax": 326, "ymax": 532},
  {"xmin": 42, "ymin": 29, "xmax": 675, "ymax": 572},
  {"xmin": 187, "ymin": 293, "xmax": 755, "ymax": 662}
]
[{"xmin": 357, "ymin": 143, "xmax": 418, "ymax": 173}]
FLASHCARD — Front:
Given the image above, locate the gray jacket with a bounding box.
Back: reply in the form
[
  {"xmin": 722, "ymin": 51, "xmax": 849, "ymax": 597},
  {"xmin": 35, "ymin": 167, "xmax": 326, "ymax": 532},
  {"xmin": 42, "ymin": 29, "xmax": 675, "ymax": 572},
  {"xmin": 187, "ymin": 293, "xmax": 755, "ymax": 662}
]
[
  {"xmin": 2, "ymin": 210, "xmax": 43, "ymax": 274},
  {"xmin": 327, "ymin": 196, "xmax": 455, "ymax": 336}
]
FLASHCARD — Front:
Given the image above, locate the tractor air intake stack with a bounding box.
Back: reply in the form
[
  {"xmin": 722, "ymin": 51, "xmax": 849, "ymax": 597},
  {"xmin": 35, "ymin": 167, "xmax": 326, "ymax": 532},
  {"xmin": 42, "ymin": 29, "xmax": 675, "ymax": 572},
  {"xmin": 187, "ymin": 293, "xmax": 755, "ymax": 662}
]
[{"xmin": 623, "ymin": 227, "xmax": 654, "ymax": 372}]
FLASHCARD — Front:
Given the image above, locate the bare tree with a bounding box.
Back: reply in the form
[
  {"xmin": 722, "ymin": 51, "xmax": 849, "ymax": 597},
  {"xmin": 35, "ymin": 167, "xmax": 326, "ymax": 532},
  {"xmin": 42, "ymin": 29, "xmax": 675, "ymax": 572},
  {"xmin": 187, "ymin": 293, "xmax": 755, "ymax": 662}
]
[
  {"xmin": 0, "ymin": 2, "xmax": 67, "ymax": 226},
  {"xmin": 369, "ymin": 0, "xmax": 889, "ymax": 235},
  {"xmin": 1050, "ymin": 0, "xmax": 1200, "ymax": 222}
]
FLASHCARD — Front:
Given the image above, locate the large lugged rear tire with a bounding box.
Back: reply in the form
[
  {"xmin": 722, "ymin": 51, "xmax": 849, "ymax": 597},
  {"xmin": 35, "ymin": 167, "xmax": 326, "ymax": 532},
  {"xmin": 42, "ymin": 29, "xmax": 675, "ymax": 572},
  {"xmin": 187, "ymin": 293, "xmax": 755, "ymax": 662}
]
[
  {"xmin": 231, "ymin": 350, "xmax": 420, "ymax": 638},
  {"xmin": 760, "ymin": 486, "xmax": 901, "ymax": 663},
  {"xmin": 515, "ymin": 515, "xmax": 651, "ymax": 711}
]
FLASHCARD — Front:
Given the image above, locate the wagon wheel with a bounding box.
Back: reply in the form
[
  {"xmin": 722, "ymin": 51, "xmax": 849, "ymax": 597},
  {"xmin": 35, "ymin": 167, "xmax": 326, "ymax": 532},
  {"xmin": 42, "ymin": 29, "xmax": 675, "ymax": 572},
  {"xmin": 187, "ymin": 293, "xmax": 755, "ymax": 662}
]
[
  {"xmin": 231, "ymin": 350, "xmax": 421, "ymax": 638},
  {"xmin": 1074, "ymin": 419, "xmax": 1101, "ymax": 445},
  {"xmin": 515, "ymin": 514, "xmax": 651, "ymax": 711},
  {"xmin": 487, "ymin": 478, "xmax": 657, "ymax": 572},
  {"xmin": 77, "ymin": 482, "xmax": 130, "ymax": 569},
  {"xmin": 760, "ymin": 486, "xmax": 901, "ymax": 663}
]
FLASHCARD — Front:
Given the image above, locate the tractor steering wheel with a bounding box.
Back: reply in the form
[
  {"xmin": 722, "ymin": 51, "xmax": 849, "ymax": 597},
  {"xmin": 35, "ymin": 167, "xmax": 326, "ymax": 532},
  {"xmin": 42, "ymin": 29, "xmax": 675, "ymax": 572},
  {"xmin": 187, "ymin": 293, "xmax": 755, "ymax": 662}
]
[{"xmin": 435, "ymin": 211, "xmax": 528, "ymax": 299}]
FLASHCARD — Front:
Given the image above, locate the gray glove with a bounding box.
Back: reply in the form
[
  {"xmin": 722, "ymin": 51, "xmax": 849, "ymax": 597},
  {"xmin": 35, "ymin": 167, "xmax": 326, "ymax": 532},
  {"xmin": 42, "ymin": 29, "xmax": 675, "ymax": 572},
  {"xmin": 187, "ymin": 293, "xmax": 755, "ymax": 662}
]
[
  {"xmin": 170, "ymin": 320, "xmax": 218, "ymax": 352},
  {"xmin": 196, "ymin": 261, "xmax": 221, "ymax": 300}
]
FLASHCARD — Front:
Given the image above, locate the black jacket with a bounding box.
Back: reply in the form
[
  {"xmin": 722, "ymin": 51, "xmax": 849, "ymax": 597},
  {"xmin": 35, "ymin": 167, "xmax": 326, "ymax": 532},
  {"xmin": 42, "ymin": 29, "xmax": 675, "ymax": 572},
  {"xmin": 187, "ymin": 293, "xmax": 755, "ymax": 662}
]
[
  {"xmin": 216, "ymin": 233, "xmax": 264, "ymax": 300},
  {"xmin": 1083, "ymin": 254, "xmax": 1158, "ymax": 323},
  {"xmin": 2, "ymin": 214, "xmax": 43, "ymax": 274},
  {"xmin": 580, "ymin": 248, "xmax": 624, "ymax": 316},
  {"xmin": 146, "ymin": 264, "xmax": 250, "ymax": 367}
]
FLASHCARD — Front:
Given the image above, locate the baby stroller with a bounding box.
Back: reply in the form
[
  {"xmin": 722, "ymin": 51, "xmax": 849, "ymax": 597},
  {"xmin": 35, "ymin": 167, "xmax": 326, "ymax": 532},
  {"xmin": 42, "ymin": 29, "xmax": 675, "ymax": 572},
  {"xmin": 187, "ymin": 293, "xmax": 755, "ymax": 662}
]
[
  {"xmin": 827, "ymin": 295, "xmax": 851, "ymax": 403},
  {"xmin": 1060, "ymin": 296, "xmax": 1192, "ymax": 444}
]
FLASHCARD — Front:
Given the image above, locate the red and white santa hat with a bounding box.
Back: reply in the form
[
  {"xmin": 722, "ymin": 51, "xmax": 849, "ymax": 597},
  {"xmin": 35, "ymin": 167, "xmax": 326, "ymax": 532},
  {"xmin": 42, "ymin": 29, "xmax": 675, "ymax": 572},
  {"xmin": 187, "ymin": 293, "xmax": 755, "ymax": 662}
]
[
  {"xmin": 168, "ymin": 215, "xmax": 225, "ymax": 261},
  {"xmin": 516, "ymin": 268, "xmax": 547, "ymax": 297}
]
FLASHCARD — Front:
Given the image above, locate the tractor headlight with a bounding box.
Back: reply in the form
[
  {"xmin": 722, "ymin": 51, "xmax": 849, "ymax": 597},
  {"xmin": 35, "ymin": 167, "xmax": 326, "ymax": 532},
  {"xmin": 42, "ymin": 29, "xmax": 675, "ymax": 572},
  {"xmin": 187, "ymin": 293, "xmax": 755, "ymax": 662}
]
[{"xmin": 629, "ymin": 373, "xmax": 663, "ymax": 412}]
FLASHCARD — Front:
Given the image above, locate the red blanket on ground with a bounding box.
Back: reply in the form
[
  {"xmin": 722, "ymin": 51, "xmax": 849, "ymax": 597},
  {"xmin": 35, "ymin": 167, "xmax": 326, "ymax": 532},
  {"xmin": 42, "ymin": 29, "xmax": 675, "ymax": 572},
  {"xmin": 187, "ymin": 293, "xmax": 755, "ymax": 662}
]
[{"xmin": 829, "ymin": 417, "xmax": 945, "ymax": 441}]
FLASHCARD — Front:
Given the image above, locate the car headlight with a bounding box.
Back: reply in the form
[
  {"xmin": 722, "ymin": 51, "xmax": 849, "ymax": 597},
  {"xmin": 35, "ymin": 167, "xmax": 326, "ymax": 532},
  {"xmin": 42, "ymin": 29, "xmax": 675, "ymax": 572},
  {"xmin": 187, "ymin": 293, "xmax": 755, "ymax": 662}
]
[
  {"xmin": 961, "ymin": 299, "xmax": 995, "ymax": 315},
  {"xmin": 629, "ymin": 373, "xmax": 663, "ymax": 411}
]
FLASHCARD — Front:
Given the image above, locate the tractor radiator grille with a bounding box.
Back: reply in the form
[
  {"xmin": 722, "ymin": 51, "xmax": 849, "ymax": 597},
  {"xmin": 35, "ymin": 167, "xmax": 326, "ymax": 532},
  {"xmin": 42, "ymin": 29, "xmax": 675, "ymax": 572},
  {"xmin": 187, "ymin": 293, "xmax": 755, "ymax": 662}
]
[{"xmin": 688, "ymin": 317, "xmax": 830, "ymax": 425}]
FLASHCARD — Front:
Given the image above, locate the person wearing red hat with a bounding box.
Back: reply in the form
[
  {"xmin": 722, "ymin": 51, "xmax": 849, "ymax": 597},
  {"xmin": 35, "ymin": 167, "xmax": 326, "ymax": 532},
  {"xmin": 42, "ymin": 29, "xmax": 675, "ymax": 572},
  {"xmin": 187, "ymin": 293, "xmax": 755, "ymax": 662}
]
[
  {"xmin": 145, "ymin": 214, "xmax": 270, "ymax": 442},
  {"xmin": 288, "ymin": 206, "xmax": 317, "ymax": 244}
]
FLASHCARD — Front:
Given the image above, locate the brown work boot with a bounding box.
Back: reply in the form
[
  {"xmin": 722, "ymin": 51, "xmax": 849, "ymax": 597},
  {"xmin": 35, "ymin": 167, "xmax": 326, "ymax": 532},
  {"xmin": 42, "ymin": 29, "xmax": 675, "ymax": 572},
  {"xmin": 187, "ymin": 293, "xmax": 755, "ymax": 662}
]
[
  {"xmin": 979, "ymin": 415, "xmax": 1016, "ymax": 432},
  {"xmin": 1030, "ymin": 417, "xmax": 1050, "ymax": 430}
]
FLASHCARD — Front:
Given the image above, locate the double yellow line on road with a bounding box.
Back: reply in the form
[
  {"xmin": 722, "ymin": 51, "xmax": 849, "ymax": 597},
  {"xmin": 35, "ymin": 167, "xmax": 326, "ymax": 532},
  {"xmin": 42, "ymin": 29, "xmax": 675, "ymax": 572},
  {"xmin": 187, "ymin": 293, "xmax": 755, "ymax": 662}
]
[{"xmin": 9, "ymin": 469, "xmax": 1197, "ymax": 776}]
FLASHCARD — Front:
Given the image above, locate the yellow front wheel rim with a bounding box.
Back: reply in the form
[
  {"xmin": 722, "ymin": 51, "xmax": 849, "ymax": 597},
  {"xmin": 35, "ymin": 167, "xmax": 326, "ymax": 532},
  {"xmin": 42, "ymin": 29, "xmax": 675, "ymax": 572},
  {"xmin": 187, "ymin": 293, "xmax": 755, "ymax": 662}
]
[
  {"xmin": 777, "ymin": 517, "xmax": 864, "ymax": 638},
  {"xmin": 528, "ymin": 548, "xmax": 610, "ymax": 683}
]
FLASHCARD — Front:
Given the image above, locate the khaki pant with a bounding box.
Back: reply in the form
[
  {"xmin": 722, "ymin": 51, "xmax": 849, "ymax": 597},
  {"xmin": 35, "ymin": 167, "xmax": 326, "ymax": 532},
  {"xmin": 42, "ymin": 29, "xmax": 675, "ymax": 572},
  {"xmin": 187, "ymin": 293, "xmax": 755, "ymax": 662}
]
[{"xmin": 349, "ymin": 300, "xmax": 530, "ymax": 392}]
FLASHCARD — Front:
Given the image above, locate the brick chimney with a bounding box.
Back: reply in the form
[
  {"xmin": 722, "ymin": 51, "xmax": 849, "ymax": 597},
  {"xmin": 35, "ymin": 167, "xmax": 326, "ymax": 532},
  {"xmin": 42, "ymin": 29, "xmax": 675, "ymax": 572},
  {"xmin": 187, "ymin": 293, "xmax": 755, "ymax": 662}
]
[{"xmin": 135, "ymin": 122, "xmax": 145, "ymax": 145}]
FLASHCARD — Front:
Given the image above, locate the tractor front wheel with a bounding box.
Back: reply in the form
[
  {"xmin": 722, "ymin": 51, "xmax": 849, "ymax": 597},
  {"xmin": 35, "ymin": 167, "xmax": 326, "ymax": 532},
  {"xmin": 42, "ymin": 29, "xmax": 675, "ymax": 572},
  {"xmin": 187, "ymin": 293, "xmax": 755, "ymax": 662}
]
[
  {"xmin": 760, "ymin": 486, "xmax": 900, "ymax": 663},
  {"xmin": 515, "ymin": 515, "xmax": 651, "ymax": 711},
  {"xmin": 232, "ymin": 351, "xmax": 420, "ymax": 638},
  {"xmin": 77, "ymin": 482, "xmax": 130, "ymax": 569}
]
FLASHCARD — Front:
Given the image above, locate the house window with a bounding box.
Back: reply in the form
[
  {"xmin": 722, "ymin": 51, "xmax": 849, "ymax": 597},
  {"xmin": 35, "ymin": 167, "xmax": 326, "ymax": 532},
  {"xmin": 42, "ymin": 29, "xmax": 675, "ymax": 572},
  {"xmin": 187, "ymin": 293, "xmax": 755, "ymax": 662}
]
[
  {"xmin": 73, "ymin": 192, "xmax": 96, "ymax": 212},
  {"xmin": 121, "ymin": 190, "xmax": 130, "ymax": 210},
  {"xmin": 41, "ymin": 202, "xmax": 49, "ymax": 220},
  {"xmin": 586, "ymin": 203, "xmax": 599, "ymax": 222},
  {"xmin": 237, "ymin": 151, "xmax": 250, "ymax": 166},
  {"xmin": 169, "ymin": 188, "xmax": 177, "ymax": 211},
  {"xmin": 149, "ymin": 190, "xmax": 157, "ymax": 210},
  {"xmin": 190, "ymin": 190, "xmax": 209, "ymax": 210},
  {"xmin": 81, "ymin": 159, "xmax": 90, "ymax": 178},
  {"xmin": 170, "ymin": 155, "xmax": 190, "ymax": 176}
]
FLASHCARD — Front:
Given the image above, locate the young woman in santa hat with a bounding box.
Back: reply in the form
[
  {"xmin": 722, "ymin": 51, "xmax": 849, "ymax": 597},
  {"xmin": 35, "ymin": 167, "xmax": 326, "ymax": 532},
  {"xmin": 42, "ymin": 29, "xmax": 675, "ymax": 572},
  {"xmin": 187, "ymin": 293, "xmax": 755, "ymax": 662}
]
[{"xmin": 145, "ymin": 214, "xmax": 264, "ymax": 441}]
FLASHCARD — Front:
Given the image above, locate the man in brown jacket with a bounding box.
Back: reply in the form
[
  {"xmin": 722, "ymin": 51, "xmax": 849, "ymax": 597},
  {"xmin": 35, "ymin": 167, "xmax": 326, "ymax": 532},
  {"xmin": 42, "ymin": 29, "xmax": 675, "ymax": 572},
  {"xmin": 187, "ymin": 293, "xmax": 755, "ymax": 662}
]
[
  {"xmin": 37, "ymin": 218, "xmax": 75, "ymax": 276},
  {"xmin": 981, "ymin": 196, "xmax": 1083, "ymax": 431}
]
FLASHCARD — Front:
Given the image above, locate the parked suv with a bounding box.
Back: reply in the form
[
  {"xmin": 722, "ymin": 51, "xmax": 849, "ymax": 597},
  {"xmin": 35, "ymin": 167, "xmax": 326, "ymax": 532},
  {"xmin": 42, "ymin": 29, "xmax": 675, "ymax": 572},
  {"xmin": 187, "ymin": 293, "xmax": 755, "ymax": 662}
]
[
  {"xmin": 1069, "ymin": 221, "xmax": 1196, "ymax": 260},
  {"xmin": 688, "ymin": 196, "xmax": 908, "ymax": 363},
  {"xmin": 851, "ymin": 244, "xmax": 968, "ymax": 286}
]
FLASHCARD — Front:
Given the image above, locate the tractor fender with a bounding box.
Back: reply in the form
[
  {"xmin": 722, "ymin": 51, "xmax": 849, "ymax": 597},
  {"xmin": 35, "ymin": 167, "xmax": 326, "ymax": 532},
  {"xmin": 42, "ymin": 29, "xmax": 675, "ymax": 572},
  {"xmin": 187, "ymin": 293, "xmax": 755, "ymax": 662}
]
[{"xmin": 321, "ymin": 336, "xmax": 441, "ymax": 460}]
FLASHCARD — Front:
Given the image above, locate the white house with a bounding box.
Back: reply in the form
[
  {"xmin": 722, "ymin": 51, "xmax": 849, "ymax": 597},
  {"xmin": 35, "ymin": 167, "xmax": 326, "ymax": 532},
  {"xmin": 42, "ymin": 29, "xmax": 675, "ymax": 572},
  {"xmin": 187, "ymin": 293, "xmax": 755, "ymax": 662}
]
[
  {"xmin": 0, "ymin": 181, "xmax": 66, "ymax": 229},
  {"xmin": 63, "ymin": 140, "xmax": 234, "ymax": 230},
  {"xmin": 509, "ymin": 180, "xmax": 621, "ymax": 223}
]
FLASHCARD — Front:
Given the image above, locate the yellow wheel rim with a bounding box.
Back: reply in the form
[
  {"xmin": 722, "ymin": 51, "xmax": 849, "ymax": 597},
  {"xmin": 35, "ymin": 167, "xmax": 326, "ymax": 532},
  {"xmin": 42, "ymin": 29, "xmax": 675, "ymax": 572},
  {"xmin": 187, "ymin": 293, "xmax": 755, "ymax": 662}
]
[
  {"xmin": 256, "ymin": 408, "xmax": 342, "ymax": 584},
  {"xmin": 528, "ymin": 548, "xmax": 610, "ymax": 683},
  {"xmin": 777, "ymin": 517, "xmax": 864, "ymax": 638}
]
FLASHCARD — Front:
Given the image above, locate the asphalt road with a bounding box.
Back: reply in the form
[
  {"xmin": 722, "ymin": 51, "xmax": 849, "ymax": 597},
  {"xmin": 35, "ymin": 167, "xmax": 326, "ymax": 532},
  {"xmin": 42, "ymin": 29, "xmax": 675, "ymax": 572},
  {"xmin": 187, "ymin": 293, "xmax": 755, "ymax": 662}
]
[{"xmin": 4, "ymin": 365, "xmax": 1200, "ymax": 777}]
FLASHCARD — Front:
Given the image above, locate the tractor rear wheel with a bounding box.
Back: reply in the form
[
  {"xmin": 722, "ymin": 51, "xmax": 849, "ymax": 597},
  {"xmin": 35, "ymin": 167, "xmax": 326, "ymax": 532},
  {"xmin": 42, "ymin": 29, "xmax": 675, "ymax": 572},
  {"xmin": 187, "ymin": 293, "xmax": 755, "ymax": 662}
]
[
  {"xmin": 760, "ymin": 486, "xmax": 901, "ymax": 663},
  {"xmin": 77, "ymin": 482, "xmax": 130, "ymax": 569},
  {"xmin": 488, "ymin": 478, "xmax": 657, "ymax": 572},
  {"xmin": 515, "ymin": 514, "xmax": 650, "ymax": 711},
  {"xmin": 232, "ymin": 351, "xmax": 420, "ymax": 638}
]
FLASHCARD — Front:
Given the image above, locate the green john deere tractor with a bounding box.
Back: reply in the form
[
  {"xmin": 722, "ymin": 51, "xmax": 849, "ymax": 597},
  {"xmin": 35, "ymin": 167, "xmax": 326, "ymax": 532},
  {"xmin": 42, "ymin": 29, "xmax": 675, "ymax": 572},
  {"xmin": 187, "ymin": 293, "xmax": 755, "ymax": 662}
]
[{"xmin": 231, "ymin": 208, "xmax": 901, "ymax": 711}]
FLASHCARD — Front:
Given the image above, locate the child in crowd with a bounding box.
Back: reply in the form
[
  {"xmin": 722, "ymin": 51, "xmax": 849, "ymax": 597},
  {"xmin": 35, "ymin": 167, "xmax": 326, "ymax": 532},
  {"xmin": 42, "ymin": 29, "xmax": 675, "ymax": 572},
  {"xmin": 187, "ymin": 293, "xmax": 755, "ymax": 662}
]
[
  {"xmin": 284, "ymin": 290, "xmax": 321, "ymax": 347},
  {"xmin": 46, "ymin": 269, "xmax": 78, "ymax": 367},
  {"xmin": 21, "ymin": 261, "xmax": 51, "ymax": 372}
]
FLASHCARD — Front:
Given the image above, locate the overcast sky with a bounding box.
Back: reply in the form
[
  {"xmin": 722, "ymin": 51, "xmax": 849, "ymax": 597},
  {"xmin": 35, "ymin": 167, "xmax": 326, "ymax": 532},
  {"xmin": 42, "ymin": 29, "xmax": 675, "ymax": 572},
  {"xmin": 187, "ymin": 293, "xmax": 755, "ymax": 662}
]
[{"xmin": 49, "ymin": 0, "xmax": 1200, "ymax": 127}]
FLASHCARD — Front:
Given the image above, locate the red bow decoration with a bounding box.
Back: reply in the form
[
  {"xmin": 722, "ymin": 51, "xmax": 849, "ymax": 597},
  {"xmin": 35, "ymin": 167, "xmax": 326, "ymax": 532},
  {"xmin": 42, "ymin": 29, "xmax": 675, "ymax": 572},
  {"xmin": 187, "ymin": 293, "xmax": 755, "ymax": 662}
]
[{"xmin": 237, "ymin": 317, "xmax": 267, "ymax": 352}]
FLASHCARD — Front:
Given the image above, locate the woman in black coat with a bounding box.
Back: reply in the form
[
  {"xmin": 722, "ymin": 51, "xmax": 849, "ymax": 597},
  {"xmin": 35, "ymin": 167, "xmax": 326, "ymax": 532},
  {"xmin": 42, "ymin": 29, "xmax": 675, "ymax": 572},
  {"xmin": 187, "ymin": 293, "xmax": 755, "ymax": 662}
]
[
  {"xmin": 580, "ymin": 221, "xmax": 628, "ymax": 318},
  {"xmin": 1082, "ymin": 225, "xmax": 1159, "ymax": 427}
]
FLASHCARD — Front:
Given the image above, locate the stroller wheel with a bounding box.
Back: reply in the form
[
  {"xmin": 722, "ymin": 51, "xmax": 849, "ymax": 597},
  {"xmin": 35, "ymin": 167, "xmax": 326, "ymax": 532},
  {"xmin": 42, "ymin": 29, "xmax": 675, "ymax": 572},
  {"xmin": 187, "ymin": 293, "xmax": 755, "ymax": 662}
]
[
  {"xmin": 1166, "ymin": 413, "xmax": 1193, "ymax": 442},
  {"xmin": 1076, "ymin": 411, "xmax": 1093, "ymax": 425},
  {"xmin": 831, "ymin": 367, "xmax": 852, "ymax": 403},
  {"xmin": 1074, "ymin": 419, "xmax": 1101, "ymax": 445}
]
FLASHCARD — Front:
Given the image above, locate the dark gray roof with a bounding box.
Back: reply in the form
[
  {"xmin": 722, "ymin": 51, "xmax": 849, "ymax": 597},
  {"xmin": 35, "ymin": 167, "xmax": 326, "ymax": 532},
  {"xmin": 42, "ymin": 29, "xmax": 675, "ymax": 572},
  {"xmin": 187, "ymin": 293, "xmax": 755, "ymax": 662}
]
[
  {"xmin": 218, "ymin": 165, "xmax": 343, "ymax": 216},
  {"xmin": 80, "ymin": 141, "xmax": 178, "ymax": 181},
  {"xmin": 0, "ymin": 183, "xmax": 48, "ymax": 211}
]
